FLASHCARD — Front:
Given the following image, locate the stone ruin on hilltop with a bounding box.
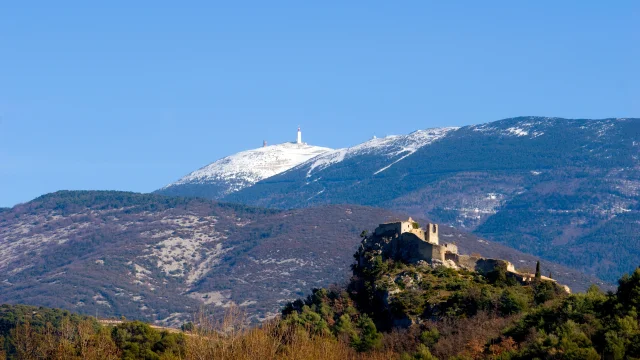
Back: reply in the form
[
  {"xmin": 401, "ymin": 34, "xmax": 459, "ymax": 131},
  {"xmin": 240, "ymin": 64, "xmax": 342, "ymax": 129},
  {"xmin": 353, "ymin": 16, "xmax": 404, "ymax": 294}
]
[{"xmin": 358, "ymin": 218, "xmax": 570, "ymax": 293}]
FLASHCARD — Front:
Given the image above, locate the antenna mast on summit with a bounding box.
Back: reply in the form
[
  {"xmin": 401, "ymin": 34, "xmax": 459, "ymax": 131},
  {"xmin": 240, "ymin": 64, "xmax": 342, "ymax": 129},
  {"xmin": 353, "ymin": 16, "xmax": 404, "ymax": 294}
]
[{"xmin": 297, "ymin": 126, "xmax": 302, "ymax": 144}]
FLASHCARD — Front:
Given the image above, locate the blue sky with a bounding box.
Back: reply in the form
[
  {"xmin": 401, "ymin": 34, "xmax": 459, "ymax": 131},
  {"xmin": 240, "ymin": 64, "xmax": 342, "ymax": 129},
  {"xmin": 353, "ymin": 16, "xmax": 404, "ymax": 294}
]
[{"xmin": 1, "ymin": 1, "xmax": 638, "ymax": 207}]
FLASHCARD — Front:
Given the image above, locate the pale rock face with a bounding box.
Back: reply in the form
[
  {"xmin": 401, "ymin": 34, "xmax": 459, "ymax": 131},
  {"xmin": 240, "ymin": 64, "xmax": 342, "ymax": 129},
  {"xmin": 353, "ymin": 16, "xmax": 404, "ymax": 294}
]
[{"xmin": 161, "ymin": 142, "xmax": 332, "ymax": 197}]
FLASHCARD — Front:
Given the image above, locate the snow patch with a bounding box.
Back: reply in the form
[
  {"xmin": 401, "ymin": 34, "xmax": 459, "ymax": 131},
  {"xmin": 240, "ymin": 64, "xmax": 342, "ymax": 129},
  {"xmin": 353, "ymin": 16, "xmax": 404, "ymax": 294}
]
[
  {"xmin": 306, "ymin": 149, "xmax": 347, "ymax": 176},
  {"xmin": 472, "ymin": 118, "xmax": 550, "ymax": 139},
  {"xmin": 163, "ymin": 143, "xmax": 332, "ymax": 196},
  {"xmin": 506, "ymin": 127, "xmax": 529, "ymax": 137}
]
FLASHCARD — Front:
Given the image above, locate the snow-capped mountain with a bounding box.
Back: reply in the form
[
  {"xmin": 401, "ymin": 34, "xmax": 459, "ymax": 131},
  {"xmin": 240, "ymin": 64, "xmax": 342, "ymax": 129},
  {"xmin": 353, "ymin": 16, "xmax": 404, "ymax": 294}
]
[
  {"xmin": 225, "ymin": 117, "xmax": 640, "ymax": 284},
  {"xmin": 157, "ymin": 142, "xmax": 332, "ymax": 199},
  {"xmin": 224, "ymin": 126, "xmax": 461, "ymax": 208}
]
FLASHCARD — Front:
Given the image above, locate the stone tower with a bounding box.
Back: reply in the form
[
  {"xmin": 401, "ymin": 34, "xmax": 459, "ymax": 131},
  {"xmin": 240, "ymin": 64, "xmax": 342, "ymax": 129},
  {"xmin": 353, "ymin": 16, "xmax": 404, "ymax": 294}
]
[{"xmin": 426, "ymin": 223, "xmax": 439, "ymax": 245}]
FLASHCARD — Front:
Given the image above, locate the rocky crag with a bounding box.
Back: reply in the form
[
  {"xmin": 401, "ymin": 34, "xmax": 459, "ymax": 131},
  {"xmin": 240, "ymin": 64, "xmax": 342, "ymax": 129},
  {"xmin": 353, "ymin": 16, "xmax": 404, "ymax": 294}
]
[{"xmin": 358, "ymin": 218, "xmax": 570, "ymax": 289}]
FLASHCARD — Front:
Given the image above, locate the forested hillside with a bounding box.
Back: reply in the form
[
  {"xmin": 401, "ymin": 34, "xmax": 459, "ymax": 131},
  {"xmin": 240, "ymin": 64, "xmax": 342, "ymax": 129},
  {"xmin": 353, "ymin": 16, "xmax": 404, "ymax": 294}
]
[
  {"xmin": 280, "ymin": 233, "xmax": 640, "ymax": 359},
  {"xmin": 3, "ymin": 248, "xmax": 640, "ymax": 359}
]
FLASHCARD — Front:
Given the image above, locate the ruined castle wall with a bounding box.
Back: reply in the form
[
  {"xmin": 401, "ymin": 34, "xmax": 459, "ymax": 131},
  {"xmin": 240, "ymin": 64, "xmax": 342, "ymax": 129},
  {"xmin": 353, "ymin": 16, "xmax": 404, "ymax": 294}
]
[
  {"xmin": 476, "ymin": 259, "xmax": 513, "ymax": 274},
  {"xmin": 426, "ymin": 243, "xmax": 446, "ymax": 262},
  {"xmin": 374, "ymin": 222, "xmax": 429, "ymax": 242},
  {"xmin": 385, "ymin": 233, "xmax": 419, "ymax": 263},
  {"xmin": 384, "ymin": 233, "xmax": 446, "ymax": 264},
  {"xmin": 443, "ymin": 243, "xmax": 458, "ymax": 254},
  {"xmin": 375, "ymin": 223, "xmax": 402, "ymax": 236},
  {"xmin": 425, "ymin": 224, "xmax": 439, "ymax": 245},
  {"xmin": 408, "ymin": 228, "xmax": 426, "ymax": 241},
  {"xmin": 506, "ymin": 262, "xmax": 515, "ymax": 272},
  {"xmin": 445, "ymin": 252, "xmax": 459, "ymax": 262},
  {"xmin": 456, "ymin": 255, "xmax": 482, "ymax": 272},
  {"xmin": 456, "ymin": 255, "xmax": 514, "ymax": 275},
  {"xmin": 410, "ymin": 240, "xmax": 445, "ymax": 263}
]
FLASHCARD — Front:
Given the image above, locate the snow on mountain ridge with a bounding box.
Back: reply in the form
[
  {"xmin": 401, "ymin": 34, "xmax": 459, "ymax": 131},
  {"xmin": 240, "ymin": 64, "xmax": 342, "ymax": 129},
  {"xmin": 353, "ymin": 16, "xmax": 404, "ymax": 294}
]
[
  {"xmin": 470, "ymin": 117, "xmax": 629, "ymax": 140},
  {"xmin": 303, "ymin": 127, "xmax": 459, "ymax": 178},
  {"xmin": 162, "ymin": 142, "xmax": 332, "ymax": 196},
  {"xmin": 471, "ymin": 117, "xmax": 552, "ymax": 138}
]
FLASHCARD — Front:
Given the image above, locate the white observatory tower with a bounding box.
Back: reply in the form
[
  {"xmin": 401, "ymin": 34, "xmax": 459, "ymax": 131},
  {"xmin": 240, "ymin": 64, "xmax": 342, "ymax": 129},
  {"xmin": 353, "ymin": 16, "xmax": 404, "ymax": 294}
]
[{"xmin": 297, "ymin": 127, "xmax": 302, "ymax": 144}]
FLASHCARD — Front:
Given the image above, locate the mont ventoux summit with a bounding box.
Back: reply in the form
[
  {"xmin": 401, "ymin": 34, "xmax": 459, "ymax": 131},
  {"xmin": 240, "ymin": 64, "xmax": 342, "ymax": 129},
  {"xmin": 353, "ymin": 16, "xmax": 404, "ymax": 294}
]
[{"xmin": 158, "ymin": 126, "xmax": 333, "ymax": 199}]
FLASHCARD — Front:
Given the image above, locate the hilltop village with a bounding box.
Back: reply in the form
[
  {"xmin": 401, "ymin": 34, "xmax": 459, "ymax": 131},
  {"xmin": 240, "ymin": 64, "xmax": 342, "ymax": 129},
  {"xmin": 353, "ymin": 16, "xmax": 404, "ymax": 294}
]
[{"xmin": 358, "ymin": 218, "xmax": 570, "ymax": 293}]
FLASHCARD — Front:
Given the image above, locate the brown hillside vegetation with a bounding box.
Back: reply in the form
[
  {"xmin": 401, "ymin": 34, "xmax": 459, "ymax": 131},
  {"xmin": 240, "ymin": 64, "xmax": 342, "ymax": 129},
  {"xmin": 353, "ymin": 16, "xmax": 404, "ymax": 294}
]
[
  {"xmin": 5, "ymin": 264, "xmax": 640, "ymax": 359},
  {"xmin": 2, "ymin": 307, "xmax": 396, "ymax": 360}
]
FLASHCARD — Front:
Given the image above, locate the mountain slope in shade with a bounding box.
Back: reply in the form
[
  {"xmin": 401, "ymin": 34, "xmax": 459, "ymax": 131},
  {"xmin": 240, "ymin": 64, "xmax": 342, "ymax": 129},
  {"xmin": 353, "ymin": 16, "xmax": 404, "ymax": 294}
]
[
  {"xmin": 0, "ymin": 191, "xmax": 604, "ymax": 326},
  {"xmin": 225, "ymin": 117, "xmax": 640, "ymax": 283},
  {"xmin": 157, "ymin": 142, "xmax": 332, "ymax": 199}
]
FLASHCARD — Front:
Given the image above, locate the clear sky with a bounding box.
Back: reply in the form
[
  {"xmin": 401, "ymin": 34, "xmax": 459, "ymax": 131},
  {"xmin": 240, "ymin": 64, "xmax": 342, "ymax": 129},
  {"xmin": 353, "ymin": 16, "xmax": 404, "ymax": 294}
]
[{"xmin": 1, "ymin": 1, "xmax": 638, "ymax": 207}]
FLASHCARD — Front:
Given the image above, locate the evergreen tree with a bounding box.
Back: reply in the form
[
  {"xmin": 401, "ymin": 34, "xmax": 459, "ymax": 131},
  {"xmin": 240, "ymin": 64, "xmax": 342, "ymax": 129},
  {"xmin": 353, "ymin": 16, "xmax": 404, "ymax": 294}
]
[
  {"xmin": 535, "ymin": 261, "xmax": 541, "ymax": 279},
  {"xmin": 616, "ymin": 268, "xmax": 640, "ymax": 309},
  {"xmin": 354, "ymin": 314, "xmax": 382, "ymax": 352}
]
